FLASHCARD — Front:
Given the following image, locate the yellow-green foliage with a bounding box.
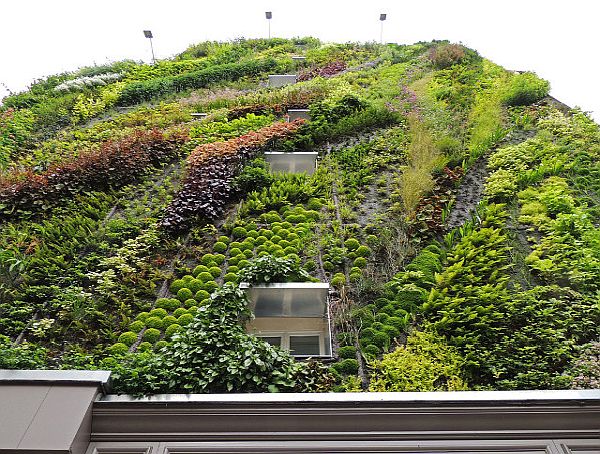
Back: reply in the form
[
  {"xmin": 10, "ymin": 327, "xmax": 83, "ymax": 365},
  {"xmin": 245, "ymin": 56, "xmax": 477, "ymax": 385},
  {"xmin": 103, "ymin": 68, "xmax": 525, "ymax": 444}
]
[
  {"xmin": 466, "ymin": 61, "xmax": 509, "ymax": 162},
  {"xmin": 369, "ymin": 330, "xmax": 468, "ymax": 391},
  {"xmin": 398, "ymin": 115, "xmax": 441, "ymax": 217}
]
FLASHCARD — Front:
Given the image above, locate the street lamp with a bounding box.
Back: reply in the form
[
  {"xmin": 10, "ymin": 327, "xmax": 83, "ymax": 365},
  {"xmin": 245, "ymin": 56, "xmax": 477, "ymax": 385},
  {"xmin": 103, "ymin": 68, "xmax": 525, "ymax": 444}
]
[
  {"xmin": 265, "ymin": 12, "xmax": 272, "ymax": 39},
  {"xmin": 379, "ymin": 14, "xmax": 387, "ymax": 44},
  {"xmin": 143, "ymin": 30, "xmax": 156, "ymax": 64}
]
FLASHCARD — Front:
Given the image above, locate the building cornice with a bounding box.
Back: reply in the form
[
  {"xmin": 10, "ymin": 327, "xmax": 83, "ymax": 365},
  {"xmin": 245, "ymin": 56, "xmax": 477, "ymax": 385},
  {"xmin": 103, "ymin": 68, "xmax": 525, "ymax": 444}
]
[{"xmin": 92, "ymin": 390, "xmax": 600, "ymax": 443}]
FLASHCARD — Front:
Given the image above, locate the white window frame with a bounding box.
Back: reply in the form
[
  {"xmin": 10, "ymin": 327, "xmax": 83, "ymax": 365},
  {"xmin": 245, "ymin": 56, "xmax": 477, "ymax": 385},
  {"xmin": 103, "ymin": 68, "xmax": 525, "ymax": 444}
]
[{"xmin": 257, "ymin": 331, "xmax": 325, "ymax": 357}]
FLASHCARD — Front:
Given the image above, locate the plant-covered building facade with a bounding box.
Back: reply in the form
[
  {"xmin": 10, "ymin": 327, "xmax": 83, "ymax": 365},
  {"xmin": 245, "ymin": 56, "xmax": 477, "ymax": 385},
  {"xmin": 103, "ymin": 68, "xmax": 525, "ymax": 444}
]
[{"xmin": 0, "ymin": 38, "xmax": 598, "ymax": 395}]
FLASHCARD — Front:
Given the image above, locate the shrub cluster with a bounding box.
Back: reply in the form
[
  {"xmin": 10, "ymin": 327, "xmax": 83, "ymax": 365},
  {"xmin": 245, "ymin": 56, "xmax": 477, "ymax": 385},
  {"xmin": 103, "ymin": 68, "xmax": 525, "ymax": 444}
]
[
  {"xmin": 160, "ymin": 121, "xmax": 303, "ymax": 232},
  {"xmin": 118, "ymin": 58, "xmax": 279, "ymax": 105},
  {"xmin": 0, "ymin": 129, "xmax": 187, "ymax": 219}
]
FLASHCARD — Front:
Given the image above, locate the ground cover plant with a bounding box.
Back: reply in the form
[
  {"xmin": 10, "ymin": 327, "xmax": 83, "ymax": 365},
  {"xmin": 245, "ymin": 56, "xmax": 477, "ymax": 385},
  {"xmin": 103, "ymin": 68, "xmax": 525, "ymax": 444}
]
[{"xmin": 1, "ymin": 38, "xmax": 597, "ymax": 394}]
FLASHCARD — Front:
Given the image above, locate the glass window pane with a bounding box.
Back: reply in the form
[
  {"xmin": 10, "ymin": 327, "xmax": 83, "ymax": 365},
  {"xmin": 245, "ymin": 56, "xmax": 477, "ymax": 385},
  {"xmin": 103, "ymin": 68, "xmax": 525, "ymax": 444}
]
[
  {"xmin": 289, "ymin": 335, "xmax": 320, "ymax": 356},
  {"xmin": 259, "ymin": 336, "xmax": 281, "ymax": 347},
  {"xmin": 254, "ymin": 291, "xmax": 284, "ymax": 316}
]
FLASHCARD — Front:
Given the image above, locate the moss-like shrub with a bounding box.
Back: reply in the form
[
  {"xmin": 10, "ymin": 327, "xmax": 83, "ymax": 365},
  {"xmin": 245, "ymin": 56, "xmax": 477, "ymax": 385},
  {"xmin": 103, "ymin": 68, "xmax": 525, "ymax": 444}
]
[
  {"xmin": 270, "ymin": 234, "xmax": 283, "ymax": 244},
  {"xmin": 118, "ymin": 331, "xmax": 138, "ymax": 346},
  {"xmin": 332, "ymin": 358, "xmax": 359, "ymax": 375},
  {"xmin": 227, "ymin": 265, "xmax": 239, "ymax": 274},
  {"xmin": 177, "ymin": 313, "xmax": 194, "ymax": 326},
  {"xmin": 331, "ymin": 273, "xmax": 346, "ymax": 287},
  {"xmin": 209, "ymin": 266, "xmax": 222, "ymax": 278},
  {"xmin": 371, "ymin": 330, "xmax": 391, "ymax": 349},
  {"xmin": 223, "ymin": 272, "xmax": 238, "ymax": 283},
  {"xmin": 169, "ymin": 279, "xmax": 186, "ymax": 294},
  {"xmin": 203, "ymin": 281, "xmax": 219, "ymax": 292},
  {"xmin": 197, "ymin": 271, "xmax": 214, "ymax": 283},
  {"xmin": 129, "ymin": 320, "xmax": 145, "ymax": 333},
  {"xmin": 217, "ymin": 235, "xmax": 230, "ymax": 244},
  {"xmin": 213, "ymin": 241, "xmax": 228, "ymax": 253},
  {"xmin": 355, "ymin": 245, "xmax": 371, "ymax": 257},
  {"xmin": 254, "ymin": 237, "xmax": 267, "ymax": 246},
  {"xmin": 349, "ymin": 272, "xmax": 362, "ymax": 283},
  {"xmin": 229, "ymin": 247, "xmax": 243, "ymax": 257},
  {"xmin": 213, "ymin": 254, "xmax": 226, "ymax": 265},
  {"xmin": 156, "ymin": 298, "xmax": 180, "ymax": 311},
  {"xmin": 272, "ymin": 249, "xmax": 285, "ymax": 258},
  {"xmin": 145, "ymin": 316, "xmax": 163, "ymax": 329},
  {"xmin": 199, "ymin": 298, "xmax": 210, "ymax": 307},
  {"xmin": 262, "ymin": 212, "xmax": 281, "ymax": 223},
  {"xmin": 188, "ymin": 279, "xmax": 202, "ymax": 293},
  {"xmin": 135, "ymin": 311, "xmax": 150, "ymax": 321},
  {"xmin": 232, "ymin": 226, "xmax": 247, "ymax": 238},
  {"xmin": 281, "ymin": 221, "xmax": 293, "ymax": 229},
  {"xmin": 238, "ymin": 259, "xmax": 250, "ymax": 268},
  {"xmin": 350, "ymin": 266, "xmax": 362, "ymax": 275},
  {"xmin": 194, "ymin": 289, "xmax": 210, "ymax": 301},
  {"xmin": 246, "ymin": 230, "xmax": 259, "ymax": 238},
  {"xmin": 155, "ymin": 340, "xmax": 169, "ymax": 350},
  {"xmin": 183, "ymin": 298, "xmax": 196, "ymax": 308},
  {"xmin": 177, "ymin": 288, "xmax": 194, "ymax": 302},
  {"xmin": 162, "ymin": 315, "xmax": 178, "ymax": 329},
  {"xmin": 173, "ymin": 308, "xmax": 188, "ymax": 318},
  {"xmin": 285, "ymin": 214, "xmax": 306, "ymax": 224},
  {"xmin": 338, "ymin": 346, "xmax": 357, "ymax": 359},
  {"xmin": 381, "ymin": 324, "xmax": 400, "ymax": 339},
  {"xmin": 323, "ymin": 261, "xmax": 334, "ymax": 271},
  {"xmin": 201, "ymin": 254, "xmax": 215, "ymax": 265},
  {"xmin": 230, "ymin": 241, "xmax": 242, "ymax": 249},
  {"xmin": 305, "ymin": 210, "xmax": 320, "ymax": 221},
  {"xmin": 239, "ymin": 240, "xmax": 254, "ymax": 251},
  {"xmin": 307, "ymin": 198, "xmax": 323, "ymax": 210},
  {"xmin": 242, "ymin": 249, "xmax": 254, "ymax": 259},
  {"xmin": 165, "ymin": 323, "xmax": 182, "ymax": 338},
  {"xmin": 137, "ymin": 341, "xmax": 153, "ymax": 352},
  {"xmin": 283, "ymin": 246, "xmax": 298, "ymax": 255},
  {"xmin": 143, "ymin": 328, "xmax": 162, "ymax": 343},
  {"xmin": 353, "ymin": 257, "xmax": 367, "ymax": 268},
  {"xmin": 303, "ymin": 260, "xmax": 317, "ymax": 271},
  {"xmin": 258, "ymin": 251, "xmax": 269, "ymax": 258},
  {"xmin": 228, "ymin": 256, "xmax": 240, "ymax": 266},
  {"xmin": 108, "ymin": 343, "xmax": 129, "ymax": 355},
  {"xmin": 149, "ymin": 308, "xmax": 168, "ymax": 318},
  {"xmin": 362, "ymin": 344, "xmax": 380, "ymax": 358}
]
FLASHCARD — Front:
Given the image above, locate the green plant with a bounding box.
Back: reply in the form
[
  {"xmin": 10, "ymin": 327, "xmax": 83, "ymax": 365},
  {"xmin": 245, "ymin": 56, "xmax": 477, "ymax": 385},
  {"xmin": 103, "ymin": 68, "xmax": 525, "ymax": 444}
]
[
  {"xmin": 369, "ymin": 330, "xmax": 468, "ymax": 391},
  {"xmin": 143, "ymin": 328, "xmax": 162, "ymax": 343},
  {"xmin": 118, "ymin": 332, "xmax": 138, "ymax": 346},
  {"xmin": 502, "ymin": 72, "xmax": 549, "ymax": 106}
]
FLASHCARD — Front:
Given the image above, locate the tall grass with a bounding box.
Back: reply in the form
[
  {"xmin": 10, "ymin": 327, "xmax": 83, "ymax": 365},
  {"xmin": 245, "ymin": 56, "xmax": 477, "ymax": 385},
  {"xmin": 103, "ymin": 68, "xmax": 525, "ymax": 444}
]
[{"xmin": 399, "ymin": 115, "xmax": 442, "ymax": 217}]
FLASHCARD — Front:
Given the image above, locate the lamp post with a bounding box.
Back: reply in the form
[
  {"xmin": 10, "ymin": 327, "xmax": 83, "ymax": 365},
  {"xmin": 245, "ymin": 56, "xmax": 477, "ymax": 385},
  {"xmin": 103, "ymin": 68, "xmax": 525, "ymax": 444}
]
[
  {"xmin": 265, "ymin": 12, "xmax": 272, "ymax": 39},
  {"xmin": 143, "ymin": 30, "xmax": 156, "ymax": 65},
  {"xmin": 379, "ymin": 14, "xmax": 387, "ymax": 44}
]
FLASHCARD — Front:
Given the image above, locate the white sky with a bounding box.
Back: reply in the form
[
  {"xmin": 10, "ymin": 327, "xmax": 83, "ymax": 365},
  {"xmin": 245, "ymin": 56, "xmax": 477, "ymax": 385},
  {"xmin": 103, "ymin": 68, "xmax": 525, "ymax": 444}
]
[{"xmin": 1, "ymin": 0, "xmax": 599, "ymax": 121}]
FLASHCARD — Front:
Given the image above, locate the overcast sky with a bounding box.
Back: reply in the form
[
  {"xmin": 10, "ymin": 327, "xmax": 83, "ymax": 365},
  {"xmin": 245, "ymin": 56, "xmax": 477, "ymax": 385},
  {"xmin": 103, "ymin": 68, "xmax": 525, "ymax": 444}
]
[{"xmin": 1, "ymin": 0, "xmax": 599, "ymax": 121}]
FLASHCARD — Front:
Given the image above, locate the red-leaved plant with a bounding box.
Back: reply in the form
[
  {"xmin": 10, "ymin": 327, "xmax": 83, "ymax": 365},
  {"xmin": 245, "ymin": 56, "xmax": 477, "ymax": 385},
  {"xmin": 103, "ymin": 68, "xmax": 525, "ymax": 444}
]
[
  {"xmin": 160, "ymin": 120, "xmax": 303, "ymax": 232},
  {"xmin": 297, "ymin": 60, "xmax": 347, "ymax": 82},
  {"xmin": 0, "ymin": 128, "xmax": 188, "ymax": 219}
]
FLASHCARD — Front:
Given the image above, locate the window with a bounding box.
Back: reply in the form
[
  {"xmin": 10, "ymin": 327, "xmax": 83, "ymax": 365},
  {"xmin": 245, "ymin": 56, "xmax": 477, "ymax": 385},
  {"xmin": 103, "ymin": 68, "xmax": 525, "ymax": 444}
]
[
  {"xmin": 289, "ymin": 335, "xmax": 320, "ymax": 356},
  {"xmin": 256, "ymin": 333, "xmax": 326, "ymax": 357},
  {"xmin": 260, "ymin": 336, "xmax": 282, "ymax": 347}
]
